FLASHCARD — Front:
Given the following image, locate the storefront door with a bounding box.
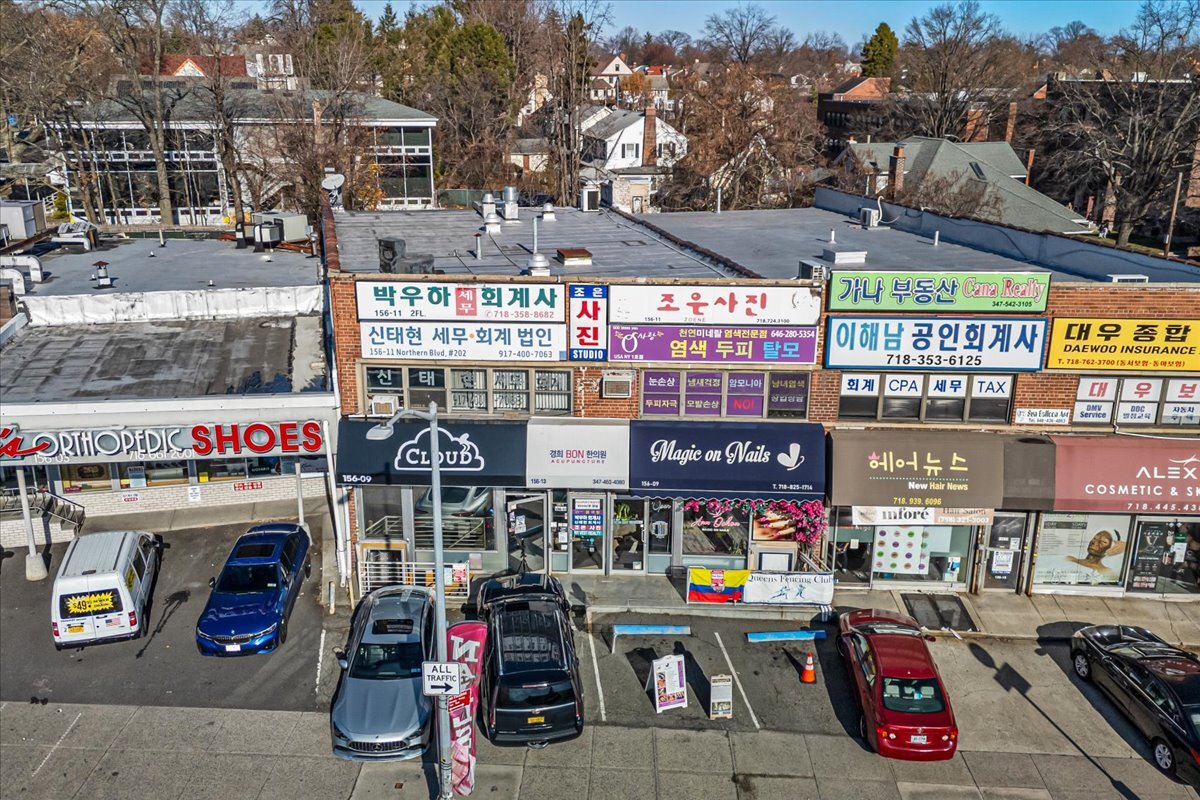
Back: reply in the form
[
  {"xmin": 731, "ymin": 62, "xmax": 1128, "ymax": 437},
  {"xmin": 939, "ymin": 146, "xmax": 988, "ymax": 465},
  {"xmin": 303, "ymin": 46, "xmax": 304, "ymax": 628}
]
[
  {"xmin": 569, "ymin": 494, "xmax": 605, "ymax": 572},
  {"xmin": 506, "ymin": 493, "xmax": 547, "ymax": 574},
  {"xmin": 611, "ymin": 498, "xmax": 647, "ymax": 573},
  {"xmin": 978, "ymin": 513, "xmax": 1030, "ymax": 592}
]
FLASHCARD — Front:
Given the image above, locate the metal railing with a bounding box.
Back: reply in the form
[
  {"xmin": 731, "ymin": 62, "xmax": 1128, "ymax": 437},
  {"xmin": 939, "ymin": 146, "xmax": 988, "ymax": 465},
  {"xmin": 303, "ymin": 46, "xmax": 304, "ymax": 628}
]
[
  {"xmin": 357, "ymin": 549, "xmax": 473, "ymax": 601},
  {"xmin": 0, "ymin": 488, "xmax": 86, "ymax": 533},
  {"xmin": 412, "ymin": 515, "xmax": 488, "ymax": 550},
  {"xmin": 363, "ymin": 515, "xmax": 404, "ymax": 541}
]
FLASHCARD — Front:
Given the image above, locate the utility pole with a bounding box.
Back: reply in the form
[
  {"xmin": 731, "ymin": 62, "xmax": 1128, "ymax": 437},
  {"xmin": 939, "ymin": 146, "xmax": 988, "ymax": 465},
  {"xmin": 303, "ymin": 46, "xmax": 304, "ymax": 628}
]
[{"xmin": 1164, "ymin": 170, "xmax": 1184, "ymax": 257}]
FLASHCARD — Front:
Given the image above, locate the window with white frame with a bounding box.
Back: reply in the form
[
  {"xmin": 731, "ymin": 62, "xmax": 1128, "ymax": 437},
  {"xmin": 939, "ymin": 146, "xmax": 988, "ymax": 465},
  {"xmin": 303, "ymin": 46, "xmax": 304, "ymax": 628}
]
[
  {"xmin": 838, "ymin": 373, "xmax": 1014, "ymax": 422},
  {"xmin": 1074, "ymin": 376, "xmax": 1200, "ymax": 426},
  {"xmin": 363, "ymin": 366, "xmax": 572, "ymax": 416},
  {"xmin": 621, "ymin": 143, "xmax": 640, "ymax": 159}
]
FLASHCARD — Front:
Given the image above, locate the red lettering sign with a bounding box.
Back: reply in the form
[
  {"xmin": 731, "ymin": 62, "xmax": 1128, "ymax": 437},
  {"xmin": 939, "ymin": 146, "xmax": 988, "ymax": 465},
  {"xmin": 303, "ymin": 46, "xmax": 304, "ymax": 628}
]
[{"xmin": 190, "ymin": 422, "xmax": 324, "ymax": 456}]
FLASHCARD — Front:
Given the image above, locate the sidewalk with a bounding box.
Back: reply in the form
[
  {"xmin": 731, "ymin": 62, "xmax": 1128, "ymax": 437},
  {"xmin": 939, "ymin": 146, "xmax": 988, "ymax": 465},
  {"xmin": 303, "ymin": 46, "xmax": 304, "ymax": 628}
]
[{"xmin": 568, "ymin": 573, "xmax": 1200, "ymax": 647}]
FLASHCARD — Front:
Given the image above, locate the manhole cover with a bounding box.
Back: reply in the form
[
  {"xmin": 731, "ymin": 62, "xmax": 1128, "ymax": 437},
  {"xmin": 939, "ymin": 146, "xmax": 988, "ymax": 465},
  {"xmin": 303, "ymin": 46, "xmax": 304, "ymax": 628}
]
[{"xmin": 901, "ymin": 593, "xmax": 978, "ymax": 632}]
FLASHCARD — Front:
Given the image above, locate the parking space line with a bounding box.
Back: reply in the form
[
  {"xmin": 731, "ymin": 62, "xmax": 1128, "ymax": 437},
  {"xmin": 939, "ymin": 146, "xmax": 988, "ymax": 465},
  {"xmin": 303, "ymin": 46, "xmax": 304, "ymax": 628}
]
[
  {"xmin": 30, "ymin": 711, "xmax": 80, "ymax": 777},
  {"xmin": 585, "ymin": 610, "xmax": 607, "ymax": 722},
  {"xmin": 714, "ymin": 631, "xmax": 760, "ymax": 730},
  {"xmin": 315, "ymin": 629, "xmax": 326, "ymax": 693}
]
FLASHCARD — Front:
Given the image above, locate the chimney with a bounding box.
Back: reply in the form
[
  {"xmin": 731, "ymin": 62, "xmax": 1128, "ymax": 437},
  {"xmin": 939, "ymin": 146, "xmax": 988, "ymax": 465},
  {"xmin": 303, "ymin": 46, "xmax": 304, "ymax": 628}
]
[
  {"xmin": 1004, "ymin": 101, "xmax": 1018, "ymax": 143},
  {"xmin": 1025, "ymin": 148, "xmax": 1035, "ymax": 186},
  {"xmin": 866, "ymin": 170, "xmax": 880, "ymax": 196},
  {"xmin": 642, "ymin": 106, "xmax": 657, "ymax": 166},
  {"xmin": 888, "ymin": 146, "xmax": 905, "ymax": 200}
]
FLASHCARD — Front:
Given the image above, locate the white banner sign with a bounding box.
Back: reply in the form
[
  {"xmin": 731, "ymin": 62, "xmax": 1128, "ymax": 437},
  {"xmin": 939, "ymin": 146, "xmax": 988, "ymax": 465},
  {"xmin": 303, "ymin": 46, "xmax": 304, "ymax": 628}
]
[
  {"xmin": 526, "ymin": 419, "xmax": 629, "ymax": 490},
  {"xmin": 648, "ymin": 654, "xmax": 688, "ymax": 713},
  {"xmin": 360, "ymin": 323, "xmax": 567, "ymax": 361},
  {"xmin": 356, "ymin": 281, "xmax": 564, "ymax": 322},
  {"xmin": 852, "ymin": 506, "xmax": 995, "ymax": 526},
  {"xmin": 825, "ymin": 316, "xmax": 1047, "ymax": 372},
  {"xmin": 742, "ymin": 572, "xmax": 835, "ymax": 606},
  {"xmin": 1014, "ymin": 408, "xmax": 1072, "ymax": 426},
  {"xmin": 609, "ymin": 285, "xmax": 821, "ymax": 326}
]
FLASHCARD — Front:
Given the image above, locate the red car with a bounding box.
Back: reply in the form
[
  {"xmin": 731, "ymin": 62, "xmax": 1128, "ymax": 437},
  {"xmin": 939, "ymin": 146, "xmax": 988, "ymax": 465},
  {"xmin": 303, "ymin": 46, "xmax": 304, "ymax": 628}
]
[{"xmin": 837, "ymin": 609, "xmax": 958, "ymax": 761}]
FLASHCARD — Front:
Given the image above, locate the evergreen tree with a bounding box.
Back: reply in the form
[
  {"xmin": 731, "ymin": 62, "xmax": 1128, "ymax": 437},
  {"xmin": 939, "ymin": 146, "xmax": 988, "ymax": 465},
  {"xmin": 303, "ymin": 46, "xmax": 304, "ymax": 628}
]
[
  {"xmin": 861, "ymin": 22, "xmax": 898, "ymax": 78},
  {"xmin": 377, "ymin": 2, "xmax": 399, "ymax": 42}
]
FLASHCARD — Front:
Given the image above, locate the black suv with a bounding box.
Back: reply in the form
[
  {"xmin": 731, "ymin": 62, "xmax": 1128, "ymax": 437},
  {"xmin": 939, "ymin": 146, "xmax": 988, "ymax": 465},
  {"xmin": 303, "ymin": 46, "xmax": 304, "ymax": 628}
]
[
  {"xmin": 477, "ymin": 573, "xmax": 584, "ymax": 746},
  {"xmin": 1071, "ymin": 624, "xmax": 1200, "ymax": 785}
]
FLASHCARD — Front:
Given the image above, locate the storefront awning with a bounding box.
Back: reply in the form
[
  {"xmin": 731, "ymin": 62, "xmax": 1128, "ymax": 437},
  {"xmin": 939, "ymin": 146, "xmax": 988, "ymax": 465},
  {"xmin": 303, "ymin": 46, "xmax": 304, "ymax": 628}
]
[
  {"xmin": 335, "ymin": 419, "xmax": 527, "ymax": 487},
  {"xmin": 1050, "ymin": 434, "xmax": 1200, "ymax": 513},
  {"xmin": 627, "ymin": 421, "xmax": 825, "ymax": 501},
  {"xmin": 830, "ymin": 429, "xmax": 1004, "ymax": 510},
  {"xmin": 1001, "ymin": 435, "xmax": 1056, "ymax": 510}
]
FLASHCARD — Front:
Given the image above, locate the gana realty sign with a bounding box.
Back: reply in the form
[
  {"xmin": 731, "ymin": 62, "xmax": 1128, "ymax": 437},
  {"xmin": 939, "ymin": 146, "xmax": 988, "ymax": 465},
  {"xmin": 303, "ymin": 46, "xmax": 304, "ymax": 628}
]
[{"xmin": 0, "ymin": 422, "xmax": 325, "ymax": 465}]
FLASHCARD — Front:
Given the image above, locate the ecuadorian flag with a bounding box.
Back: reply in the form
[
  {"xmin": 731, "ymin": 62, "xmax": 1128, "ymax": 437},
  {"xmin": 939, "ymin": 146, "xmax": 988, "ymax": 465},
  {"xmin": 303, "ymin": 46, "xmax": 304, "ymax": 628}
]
[{"xmin": 687, "ymin": 568, "xmax": 751, "ymax": 603}]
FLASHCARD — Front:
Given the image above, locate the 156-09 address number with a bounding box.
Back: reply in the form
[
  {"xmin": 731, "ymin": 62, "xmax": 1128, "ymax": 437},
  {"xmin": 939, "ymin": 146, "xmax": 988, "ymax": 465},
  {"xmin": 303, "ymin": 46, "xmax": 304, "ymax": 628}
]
[{"xmin": 340, "ymin": 474, "xmax": 374, "ymax": 484}]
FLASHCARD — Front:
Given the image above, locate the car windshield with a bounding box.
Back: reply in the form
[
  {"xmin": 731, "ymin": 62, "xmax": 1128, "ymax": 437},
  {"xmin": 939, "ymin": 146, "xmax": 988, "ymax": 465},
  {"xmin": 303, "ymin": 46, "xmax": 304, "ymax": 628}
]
[
  {"xmin": 216, "ymin": 564, "xmax": 278, "ymax": 593},
  {"xmin": 859, "ymin": 623, "xmax": 921, "ymax": 636},
  {"xmin": 881, "ymin": 677, "xmax": 945, "ymax": 714},
  {"xmin": 350, "ymin": 642, "xmax": 424, "ymax": 680},
  {"xmin": 500, "ymin": 679, "xmax": 575, "ymax": 708}
]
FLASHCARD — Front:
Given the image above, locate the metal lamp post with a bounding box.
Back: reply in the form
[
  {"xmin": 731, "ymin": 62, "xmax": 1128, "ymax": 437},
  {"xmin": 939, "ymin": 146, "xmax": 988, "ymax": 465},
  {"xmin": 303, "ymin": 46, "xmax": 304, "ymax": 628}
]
[{"xmin": 366, "ymin": 402, "xmax": 452, "ymax": 800}]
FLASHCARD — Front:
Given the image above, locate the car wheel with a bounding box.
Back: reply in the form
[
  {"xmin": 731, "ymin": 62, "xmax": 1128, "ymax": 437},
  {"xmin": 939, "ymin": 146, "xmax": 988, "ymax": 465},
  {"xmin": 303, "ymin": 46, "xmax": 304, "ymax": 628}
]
[
  {"xmin": 1072, "ymin": 652, "xmax": 1092, "ymax": 681},
  {"xmin": 1152, "ymin": 738, "xmax": 1176, "ymax": 776},
  {"xmin": 858, "ymin": 713, "xmax": 874, "ymax": 751},
  {"xmin": 278, "ymin": 620, "xmax": 289, "ymax": 647}
]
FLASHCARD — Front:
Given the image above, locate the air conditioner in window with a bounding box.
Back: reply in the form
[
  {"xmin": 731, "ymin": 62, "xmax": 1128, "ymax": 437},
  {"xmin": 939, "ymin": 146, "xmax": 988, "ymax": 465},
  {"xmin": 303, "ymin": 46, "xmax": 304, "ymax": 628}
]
[
  {"xmin": 369, "ymin": 394, "xmax": 400, "ymax": 417},
  {"xmin": 601, "ymin": 376, "xmax": 633, "ymax": 398}
]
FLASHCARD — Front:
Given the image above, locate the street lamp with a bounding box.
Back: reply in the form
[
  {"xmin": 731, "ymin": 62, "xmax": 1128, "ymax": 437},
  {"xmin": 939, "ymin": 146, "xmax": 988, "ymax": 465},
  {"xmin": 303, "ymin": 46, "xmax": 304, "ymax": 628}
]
[{"xmin": 367, "ymin": 402, "xmax": 453, "ymax": 800}]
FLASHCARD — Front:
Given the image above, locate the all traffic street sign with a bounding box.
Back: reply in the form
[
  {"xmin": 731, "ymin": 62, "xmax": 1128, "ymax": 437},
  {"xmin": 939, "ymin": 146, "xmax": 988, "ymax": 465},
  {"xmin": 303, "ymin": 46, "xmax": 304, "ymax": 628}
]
[{"xmin": 422, "ymin": 661, "xmax": 462, "ymax": 697}]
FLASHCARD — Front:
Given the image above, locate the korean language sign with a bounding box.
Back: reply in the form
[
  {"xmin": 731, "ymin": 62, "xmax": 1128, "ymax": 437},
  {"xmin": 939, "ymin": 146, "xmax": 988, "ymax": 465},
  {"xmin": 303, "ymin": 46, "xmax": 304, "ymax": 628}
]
[
  {"xmin": 360, "ymin": 322, "xmax": 566, "ymax": 361},
  {"xmin": 829, "ymin": 271, "xmax": 1050, "ymax": 312},
  {"xmin": 525, "ymin": 419, "xmax": 630, "ymax": 489},
  {"xmin": 356, "ymin": 281, "xmax": 564, "ymax": 322},
  {"xmin": 1046, "ymin": 318, "xmax": 1199, "ymax": 372},
  {"xmin": 608, "ymin": 285, "xmax": 821, "ymax": 326},
  {"xmin": 824, "ymin": 316, "xmax": 1047, "ymax": 371},
  {"xmin": 568, "ymin": 284, "xmax": 608, "ymax": 361},
  {"xmin": 610, "ymin": 325, "xmax": 818, "ymax": 364}
]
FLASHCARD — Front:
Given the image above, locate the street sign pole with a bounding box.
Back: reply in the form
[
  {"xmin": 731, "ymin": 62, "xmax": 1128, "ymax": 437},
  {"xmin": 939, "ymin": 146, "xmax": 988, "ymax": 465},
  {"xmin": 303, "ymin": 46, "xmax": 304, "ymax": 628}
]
[{"xmin": 428, "ymin": 402, "xmax": 453, "ymax": 800}]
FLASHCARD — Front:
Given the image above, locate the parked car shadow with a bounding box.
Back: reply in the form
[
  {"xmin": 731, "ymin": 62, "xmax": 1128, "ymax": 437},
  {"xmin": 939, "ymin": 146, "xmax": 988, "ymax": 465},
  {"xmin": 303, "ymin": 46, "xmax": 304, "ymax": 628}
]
[
  {"xmin": 674, "ymin": 641, "xmax": 710, "ymax": 709},
  {"xmin": 625, "ymin": 646, "xmax": 658, "ymax": 707},
  {"xmin": 815, "ymin": 636, "xmax": 868, "ymax": 748}
]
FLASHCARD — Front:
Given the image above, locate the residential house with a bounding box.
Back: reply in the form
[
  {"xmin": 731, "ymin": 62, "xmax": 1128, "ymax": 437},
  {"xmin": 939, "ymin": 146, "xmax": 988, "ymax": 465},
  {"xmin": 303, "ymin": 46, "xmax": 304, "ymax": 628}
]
[
  {"xmin": 158, "ymin": 54, "xmax": 248, "ymax": 79},
  {"xmin": 589, "ymin": 54, "xmax": 634, "ymax": 103},
  {"xmin": 816, "ymin": 77, "xmax": 891, "ymax": 154},
  {"xmin": 517, "ymin": 73, "xmax": 552, "ymax": 125},
  {"xmin": 837, "ymin": 136, "xmax": 1093, "ymax": 235},
  {"xmin": 509, "ymin": 137, "xmax": 549, "ymax": 175},
  {"xmin": 580, "ymin": 105, "xmax": 687, "ymax": 213},
  {"xmin": 57, "ymin": 87, "xmax": 437, "ymax": 224}
]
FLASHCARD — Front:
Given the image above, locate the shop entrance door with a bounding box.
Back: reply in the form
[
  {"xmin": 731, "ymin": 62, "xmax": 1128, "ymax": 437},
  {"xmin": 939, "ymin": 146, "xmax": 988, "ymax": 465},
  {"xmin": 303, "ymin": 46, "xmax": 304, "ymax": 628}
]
[
  {"xmin": 978, "ymin": 513, "xmax": 1030, "ymax": 592},
  {"xmin": 505, "ymin": 493, "xmax": 547, "ymax": 574},
  {"xmin": 611, "ymin": 498, "xmax": 647, "ymax": 573},
  {"xmin": 569, "ymin": 494, "xmax": 605, "ymax": 572}
]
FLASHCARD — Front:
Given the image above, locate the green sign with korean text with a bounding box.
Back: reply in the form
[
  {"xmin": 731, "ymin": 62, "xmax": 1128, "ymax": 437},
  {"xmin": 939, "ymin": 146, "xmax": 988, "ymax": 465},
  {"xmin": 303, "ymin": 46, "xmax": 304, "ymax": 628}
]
[{"xmin": 828, "ymin": 271, "xmax": 1050, "ymax": 313}]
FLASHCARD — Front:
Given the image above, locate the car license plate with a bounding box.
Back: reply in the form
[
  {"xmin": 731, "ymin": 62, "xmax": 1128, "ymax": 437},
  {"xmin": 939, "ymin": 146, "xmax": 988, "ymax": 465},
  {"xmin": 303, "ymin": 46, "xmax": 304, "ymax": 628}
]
[
  {"xmin": 910, "ymin": 735, "xmax": 927, "ymax": 744},
  {"xmin": 224, "ymin": 644, "xmax": 241, "ymax": 653},
  {"xmin": 527, "ymin": 716, "xmax": 544, "ymax": 724},
  {"xmin": 67, "ymin": 624, "xmax": 84, "ymax": 634}
]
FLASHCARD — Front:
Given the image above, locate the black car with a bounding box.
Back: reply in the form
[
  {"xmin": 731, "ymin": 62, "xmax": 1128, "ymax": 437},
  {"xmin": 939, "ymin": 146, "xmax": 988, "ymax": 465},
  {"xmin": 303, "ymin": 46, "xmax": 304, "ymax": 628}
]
[
  {"xmin": 1071, "ymin": 624, "xmax": 1200, "ymax": 784},
  {"xmin": 477, "ymin": 573, "xmax": 584, "ymax": 747}
]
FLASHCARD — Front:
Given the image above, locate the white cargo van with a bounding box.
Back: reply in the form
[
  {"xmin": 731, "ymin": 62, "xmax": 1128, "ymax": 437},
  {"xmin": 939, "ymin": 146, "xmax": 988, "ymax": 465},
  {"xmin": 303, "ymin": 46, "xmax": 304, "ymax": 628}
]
[{"xmin": 51, "ymin": 530, "xmax": 162, "ymax": 649}]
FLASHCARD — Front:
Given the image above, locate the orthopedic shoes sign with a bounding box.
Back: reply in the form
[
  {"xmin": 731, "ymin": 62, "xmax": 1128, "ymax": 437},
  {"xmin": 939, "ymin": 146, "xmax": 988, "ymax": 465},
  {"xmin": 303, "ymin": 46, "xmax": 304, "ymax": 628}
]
[{"xmin": 335, "ymin": 419, "xmax": 527, "ymax": 486}]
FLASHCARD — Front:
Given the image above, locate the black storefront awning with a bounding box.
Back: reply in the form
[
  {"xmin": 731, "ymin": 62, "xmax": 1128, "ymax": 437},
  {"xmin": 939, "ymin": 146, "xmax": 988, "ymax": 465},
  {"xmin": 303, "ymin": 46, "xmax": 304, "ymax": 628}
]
[
  {"xmin": 627, "ymin": 420, "xmax": 826, "ymax": 500},
  {"xmin": 336, "ymin": 419, "xmax": 527, "ymax": 487}
]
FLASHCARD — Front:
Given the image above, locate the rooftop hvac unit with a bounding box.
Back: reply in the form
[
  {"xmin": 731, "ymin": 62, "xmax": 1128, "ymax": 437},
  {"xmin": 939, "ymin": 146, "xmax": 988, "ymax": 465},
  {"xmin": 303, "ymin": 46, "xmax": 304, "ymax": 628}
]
[
  {"xmin": 601, "ymin": 375, "xmax": 633, "ymax": 398},
  {"xmin": 1108, "ymin": 274, "xmax": 1149, "ymax": 283},
  {"xmin": 797, "ymin": 260, "xmax": 830, "ymax": 281},
  {"xmin": 859, "ymin": 207, "xmax": 881, "ymax": 228},
  {"xmin": 369, "ymin": 394, "xmax": 400, "ymax": 417},
  {"xmin": 378, "ymin": 236, "xmax": 435, "ymax": 274},
  {"xmin": 580, "ymin": 186, "xmax": 601, "ymax": 212}
]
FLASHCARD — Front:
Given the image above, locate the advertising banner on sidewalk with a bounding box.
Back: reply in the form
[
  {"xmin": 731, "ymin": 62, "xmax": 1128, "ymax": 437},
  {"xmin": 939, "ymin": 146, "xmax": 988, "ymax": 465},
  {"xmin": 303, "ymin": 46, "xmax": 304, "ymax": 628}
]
[
  {"xmin": 447, "ymin": 621, "xmax": 487, "ymax": 797},
  {"xmin": 647, "ymin": 654, "xmax": 688, "ymax": 713},
  {"xmin": 742, "ymin": 572, "xmax": 834, "ymax": 605}
]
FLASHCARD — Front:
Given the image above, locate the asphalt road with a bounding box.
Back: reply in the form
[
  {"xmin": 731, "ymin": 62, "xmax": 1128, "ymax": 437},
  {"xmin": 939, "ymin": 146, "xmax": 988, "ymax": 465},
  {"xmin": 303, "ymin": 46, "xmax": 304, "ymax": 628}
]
[{"xmin": 0, "ymin": 524, "xmax": 336, "ymax": 711}]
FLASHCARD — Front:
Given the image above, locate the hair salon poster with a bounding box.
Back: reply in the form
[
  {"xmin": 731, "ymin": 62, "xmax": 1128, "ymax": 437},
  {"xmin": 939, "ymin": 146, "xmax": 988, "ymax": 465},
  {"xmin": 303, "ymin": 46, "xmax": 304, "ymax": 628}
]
[{"xmin": 1034, "ymin": 514, "xmax": 1130, "ymax": 586}]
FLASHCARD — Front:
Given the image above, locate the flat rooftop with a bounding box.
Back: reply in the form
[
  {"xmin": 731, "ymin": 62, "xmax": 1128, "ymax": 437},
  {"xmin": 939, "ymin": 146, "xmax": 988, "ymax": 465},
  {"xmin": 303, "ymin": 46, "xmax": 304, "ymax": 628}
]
[
  {"xmin": 24, "ymin": 236, "xmax": 321, "ymax": 297},
  {"xmin": 0, "ymin": 316, "xmax": 326, "ymax": 403},
  {"xmin": 334, "ymin": 207, "xmax": 739, "ymax": 279}
]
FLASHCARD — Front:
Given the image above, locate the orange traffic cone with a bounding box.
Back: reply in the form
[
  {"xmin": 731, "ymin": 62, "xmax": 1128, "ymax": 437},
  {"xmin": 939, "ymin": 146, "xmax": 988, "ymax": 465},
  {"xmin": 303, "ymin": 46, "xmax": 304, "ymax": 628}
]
[{"xmin": 800, "ymin": 651, "xmax": 817, "ymax": 684}]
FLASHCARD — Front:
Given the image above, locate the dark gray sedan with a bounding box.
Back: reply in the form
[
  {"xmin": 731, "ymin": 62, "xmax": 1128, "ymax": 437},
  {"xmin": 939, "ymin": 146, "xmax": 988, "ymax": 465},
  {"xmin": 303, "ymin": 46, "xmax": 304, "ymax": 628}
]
[{"xmin": 330, "ymin": 586, "xmax": 434, "ymax": 760}]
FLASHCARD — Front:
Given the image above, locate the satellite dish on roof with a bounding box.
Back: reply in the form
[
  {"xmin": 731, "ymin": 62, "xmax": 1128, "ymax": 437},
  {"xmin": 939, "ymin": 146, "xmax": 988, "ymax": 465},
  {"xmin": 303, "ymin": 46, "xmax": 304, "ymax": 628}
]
[{"xmin": 321, "ymin": 174, "xmax": 345, "ymax": 191}]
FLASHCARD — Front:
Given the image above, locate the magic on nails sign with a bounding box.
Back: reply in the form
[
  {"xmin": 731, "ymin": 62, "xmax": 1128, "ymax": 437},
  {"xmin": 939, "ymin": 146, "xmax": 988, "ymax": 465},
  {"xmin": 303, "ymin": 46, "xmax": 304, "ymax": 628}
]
[
  {"xmin": 628, "ymin": 420, "xmax": 826, "ymax": 500},
  {"xmin": 829, "ymin": 271, "xmax": 1050, "ymax": 313},
  {"xmin": 830, "ymin": 430, "xmax": 1004, "ymax": 509},
  {"xmin": 1051, "ymin": 435, "xmax": 1200, "ymax": 513},
  {"xmin": 1046, "ymin": 319, "xmax": 1200, "ymax": 372},
  {"xmin": 335, "ymin": 419, "xmax": 526, "ymax": 486}
]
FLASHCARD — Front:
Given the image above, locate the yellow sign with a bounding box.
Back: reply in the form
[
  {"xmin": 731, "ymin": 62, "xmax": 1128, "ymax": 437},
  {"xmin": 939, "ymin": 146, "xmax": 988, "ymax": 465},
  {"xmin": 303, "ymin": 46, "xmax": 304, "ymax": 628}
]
[
  {"xmin": 1046, "ymin": 318, "xmax": 1200, "ymax": 372},
  {"xmin": 125, "ymin": 566, "xmax": 136, "ymax": 591},
  {"xmin": 65, "ymin": 591, "xmax": 117, "ymax": 616}
]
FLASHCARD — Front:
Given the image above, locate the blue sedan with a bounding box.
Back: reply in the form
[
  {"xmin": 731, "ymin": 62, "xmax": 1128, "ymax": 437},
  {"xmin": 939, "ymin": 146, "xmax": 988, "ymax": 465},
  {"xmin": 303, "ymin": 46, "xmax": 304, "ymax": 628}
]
[{"xmin": 196, "ymin": 523, "xmax": 310, "ymax": 656}]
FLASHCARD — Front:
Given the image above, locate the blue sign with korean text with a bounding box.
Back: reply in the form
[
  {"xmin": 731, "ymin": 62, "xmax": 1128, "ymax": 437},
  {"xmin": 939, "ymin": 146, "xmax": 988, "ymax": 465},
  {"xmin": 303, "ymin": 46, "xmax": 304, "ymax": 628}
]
[
  {"xmin": 824, "ymin": 316, "xmax": 1047, "ymax": 372},
  {"xmin": 628, "ymin": 421, "xmax": 826, "ymax": 500}
]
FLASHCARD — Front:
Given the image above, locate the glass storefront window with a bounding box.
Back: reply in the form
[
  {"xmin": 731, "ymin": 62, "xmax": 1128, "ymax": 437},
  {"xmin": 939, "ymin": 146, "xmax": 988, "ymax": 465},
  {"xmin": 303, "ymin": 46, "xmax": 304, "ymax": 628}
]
[
  {"xmin": 830, "ymin": 508, "xmax": 873, "ymax": 584},
  {"xmin": 1126, "ymin": 519, "xmax": 1200, "ymax": 595},
  {"xmin": 199, "ymin": 458, "xmax": 247, "ymax": 482},
  {"xmin": 870, "ymin": 525, "xmax": 974, "ymax": 583},
  {"xmin": 648, "ymin": 499, "xmax": 673, "ymax": 554},
  {"xmin": 61, "ymin": 463, "xmax": 113, "ymax": 493},
  {"xmin": 1033, "ymin": 513, "xmax": 1131, "ymax": 587},
  {"xmin": 120, "ymin": 460, "xmax": 189, "ymax": 488},
  {"xmin": 682, "ymin": 502, "xmax": 748, "ymax": 556}
]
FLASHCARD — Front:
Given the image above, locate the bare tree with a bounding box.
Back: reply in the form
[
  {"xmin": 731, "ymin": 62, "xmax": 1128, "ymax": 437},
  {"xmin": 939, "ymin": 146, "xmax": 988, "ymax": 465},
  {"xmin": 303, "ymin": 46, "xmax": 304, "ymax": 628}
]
[
  {"xmin": 1041, "ymin": 0, "xmax": 1200, "ymax": 246},
  {"xmin": 701, "ymin": 3, "xmax": 777, "ymax": 64}
]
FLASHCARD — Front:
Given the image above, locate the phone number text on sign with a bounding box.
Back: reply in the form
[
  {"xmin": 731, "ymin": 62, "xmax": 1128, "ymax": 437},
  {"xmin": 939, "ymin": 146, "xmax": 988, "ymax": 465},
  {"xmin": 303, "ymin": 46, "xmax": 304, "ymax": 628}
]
[
  {"xmin": 360, "ymin": 323, "xmax": 567, "ymax": 361},
  {"xmin": 824, "ymin": 316, "xmax": 1047, "ymax": 372}
]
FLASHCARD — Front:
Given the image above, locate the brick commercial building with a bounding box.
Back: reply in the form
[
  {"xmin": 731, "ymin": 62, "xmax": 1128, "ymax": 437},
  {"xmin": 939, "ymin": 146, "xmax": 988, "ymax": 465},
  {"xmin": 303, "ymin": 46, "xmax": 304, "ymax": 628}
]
[{"xmin": 322, "ymin": 187, "xmax": 1200, "ymax": 606}]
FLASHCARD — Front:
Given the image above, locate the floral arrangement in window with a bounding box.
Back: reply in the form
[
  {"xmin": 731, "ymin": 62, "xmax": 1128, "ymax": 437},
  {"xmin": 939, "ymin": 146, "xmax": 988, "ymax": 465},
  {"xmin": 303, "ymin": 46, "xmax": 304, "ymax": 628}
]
[{"xmin": 682, "ymin": 499, "xmax": 827, "ymax": 544}]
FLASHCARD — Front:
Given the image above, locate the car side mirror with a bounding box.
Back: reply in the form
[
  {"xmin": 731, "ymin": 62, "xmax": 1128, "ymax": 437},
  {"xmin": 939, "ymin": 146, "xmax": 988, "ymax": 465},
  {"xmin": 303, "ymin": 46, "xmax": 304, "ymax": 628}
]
[
  {"xmin": 208, "ymin": 577, "xmax": 216, "ymax": 589},
  {"xmin": 333, "ymin": 647, "xmax": 348, "ymax": 670}
]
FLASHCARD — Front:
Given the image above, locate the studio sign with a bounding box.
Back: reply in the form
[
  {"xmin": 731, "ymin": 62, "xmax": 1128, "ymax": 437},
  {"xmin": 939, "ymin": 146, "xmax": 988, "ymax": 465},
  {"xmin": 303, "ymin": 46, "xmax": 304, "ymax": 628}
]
[
  {"xmin": 649, "ymin": 439, "xmax": 807, "ymax": 471},
  {"xmin": 394, "ymin": 426, "xmax": 486, "ymax": 472}
]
